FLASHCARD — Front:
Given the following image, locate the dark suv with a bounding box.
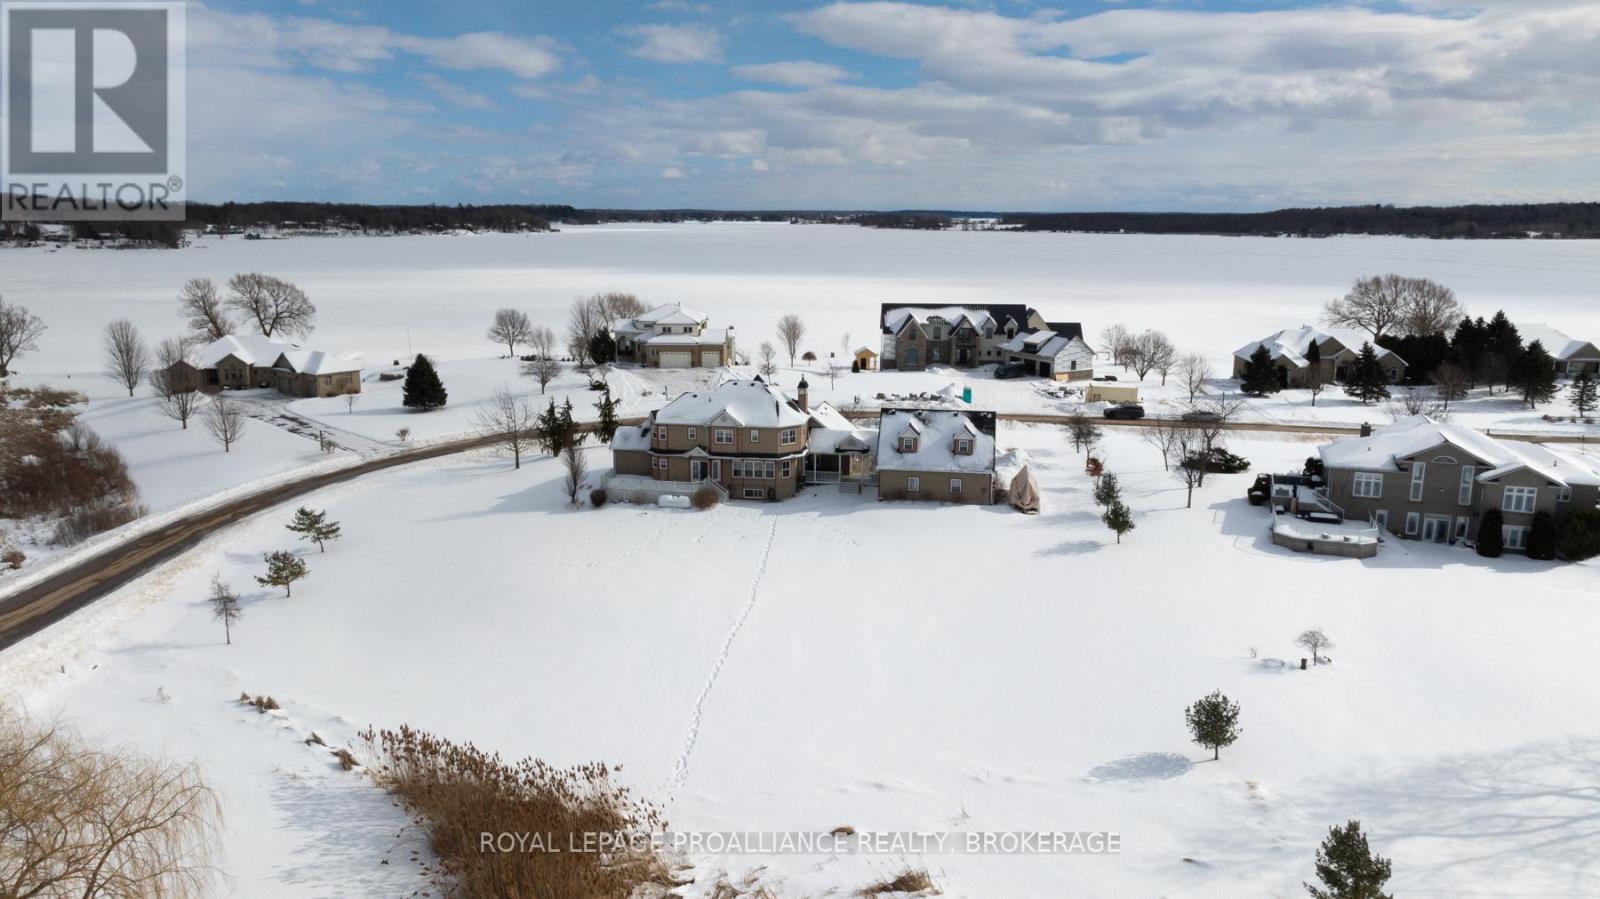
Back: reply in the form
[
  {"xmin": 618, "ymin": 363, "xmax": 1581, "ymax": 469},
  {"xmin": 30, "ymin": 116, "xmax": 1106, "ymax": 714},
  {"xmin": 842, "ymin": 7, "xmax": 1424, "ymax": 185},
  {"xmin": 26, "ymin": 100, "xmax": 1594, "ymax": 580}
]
[
  {"xmin": 1102, "ymin": 404, "xmax": 1146, "ymax": 420},
  {"xmin": 993, "ymin": 362, "xmax": 1027, "ymax": 379}
]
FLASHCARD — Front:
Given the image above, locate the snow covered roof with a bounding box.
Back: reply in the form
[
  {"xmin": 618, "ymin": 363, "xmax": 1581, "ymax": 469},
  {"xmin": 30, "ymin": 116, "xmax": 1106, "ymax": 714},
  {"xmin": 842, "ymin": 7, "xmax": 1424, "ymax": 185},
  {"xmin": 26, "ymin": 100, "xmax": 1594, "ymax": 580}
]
[
  {"xmin": 805, "ymin": 401, "xmax": 855, "ymax": 431},
  {"xmin": 853, "ymin": 346, "xmax": 877, "ymax": 356},
  {"xmin": 1233, "ymin": 326, "xmax": 1401, "ymax": 368},
  {"xmin": 637, "ymin": 303, "xmax": 708, "ymax": 326},
  {"xmin": 1000, "ymin": 329, "xmax": 1084, "ymax": 357},
  {"xmin": 884, "ymin": 306, "xmax": 995, "ymax": 334},
  {"xmin": 274, "ymin": 349, "xmax": 360, "ymax": 375},
  {"xmin": 1517, "ymin": 323, "xmax": 1598, "ymax": 362},
  {"xmin": 808, "ymin": 428, "xmax": 876, "ymax": 454},
  {"xmin": 1319, "ymin": 416, "xmax": 1600, "ymax": 487},
  {"xmin": 653, "ymin": 378, "xmax": 810, "ymax": 428},
  {"xmin": 638, "ymin": 328, "xmax": 729, "ymax": 347},
  {"xmin": 611, "ymin": 424, "xmax": 651, "ymax": 451},
  {"xmin": 193, "ymin": 334, "xmax": 301, "ymax": 368},
  {"xmin": 875, "ymin": 408, "xmax": 996, "ymax": 474}
]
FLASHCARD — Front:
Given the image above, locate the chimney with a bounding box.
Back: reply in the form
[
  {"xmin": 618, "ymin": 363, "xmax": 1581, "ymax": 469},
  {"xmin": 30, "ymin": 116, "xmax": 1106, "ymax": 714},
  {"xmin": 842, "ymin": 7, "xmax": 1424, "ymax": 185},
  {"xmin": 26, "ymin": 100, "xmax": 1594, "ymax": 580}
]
[{"xmin": 797, "ymin": 376, "xmax": 809, "ymax": 412}]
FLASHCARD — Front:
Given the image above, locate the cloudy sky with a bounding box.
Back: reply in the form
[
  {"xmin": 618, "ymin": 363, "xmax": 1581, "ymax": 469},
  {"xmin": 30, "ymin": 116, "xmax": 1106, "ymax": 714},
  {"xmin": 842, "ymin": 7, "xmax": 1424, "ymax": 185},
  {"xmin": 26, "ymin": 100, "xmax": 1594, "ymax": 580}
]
[{"xmin": 185, "ymin": 0, "xmax": 1600, "ymax": 210}]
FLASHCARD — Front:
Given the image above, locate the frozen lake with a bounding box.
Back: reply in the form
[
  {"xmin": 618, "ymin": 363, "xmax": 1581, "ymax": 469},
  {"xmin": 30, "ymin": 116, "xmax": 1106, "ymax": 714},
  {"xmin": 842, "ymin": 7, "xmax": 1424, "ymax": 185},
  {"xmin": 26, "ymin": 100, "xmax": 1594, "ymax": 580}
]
[{"xmin": 7, "ymin": 223, "xmax": 1600, "ymax": 375}]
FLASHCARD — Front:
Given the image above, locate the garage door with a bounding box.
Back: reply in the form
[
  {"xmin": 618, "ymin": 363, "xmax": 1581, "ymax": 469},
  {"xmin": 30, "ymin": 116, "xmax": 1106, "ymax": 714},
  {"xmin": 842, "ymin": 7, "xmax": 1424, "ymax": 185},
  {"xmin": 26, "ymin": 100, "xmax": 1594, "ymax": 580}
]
[
  {"xmin": 659, "ymin": 351, "xmax": 693, "ymax": 368},
  {"xmin": 700, "ymin": 350, "xmax": 722, "ymax": 367}
]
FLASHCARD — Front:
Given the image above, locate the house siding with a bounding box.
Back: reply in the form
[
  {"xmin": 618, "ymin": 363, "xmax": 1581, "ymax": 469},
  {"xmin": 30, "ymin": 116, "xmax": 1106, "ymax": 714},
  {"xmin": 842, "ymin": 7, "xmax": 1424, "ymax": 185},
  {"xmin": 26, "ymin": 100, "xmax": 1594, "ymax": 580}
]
[{"xmin": 878, "ymin": 470, "xmax": 991, "ymax": 504}]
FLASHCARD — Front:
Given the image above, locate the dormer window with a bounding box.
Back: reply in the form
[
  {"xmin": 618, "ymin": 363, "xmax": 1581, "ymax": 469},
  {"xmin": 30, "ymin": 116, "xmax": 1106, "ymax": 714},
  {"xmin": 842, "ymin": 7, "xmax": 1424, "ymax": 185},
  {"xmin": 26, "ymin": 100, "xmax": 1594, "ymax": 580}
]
[
  {"xmin": 898, "ymin": 434, "xmax": 918, "ymax": 453},
  {"xmin": 953, "ymin": 438, "xmax": 972, "ymax": 455}
]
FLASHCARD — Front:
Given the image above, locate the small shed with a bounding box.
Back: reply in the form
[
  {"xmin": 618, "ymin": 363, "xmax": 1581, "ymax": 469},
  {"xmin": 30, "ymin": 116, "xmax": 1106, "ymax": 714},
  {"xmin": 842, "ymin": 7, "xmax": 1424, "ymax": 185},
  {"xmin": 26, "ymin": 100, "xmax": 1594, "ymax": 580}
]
[
  {"xmin": 1008, "ymin": 465, "xmax": 1040, "ymax": 514},
  {"xmin": 853, "ymin": 346, "xmax": 879, "ymax": 371},
  {"xmin": 1085, "ymin": 384, "xmax": 1141, "ymax": 404}
]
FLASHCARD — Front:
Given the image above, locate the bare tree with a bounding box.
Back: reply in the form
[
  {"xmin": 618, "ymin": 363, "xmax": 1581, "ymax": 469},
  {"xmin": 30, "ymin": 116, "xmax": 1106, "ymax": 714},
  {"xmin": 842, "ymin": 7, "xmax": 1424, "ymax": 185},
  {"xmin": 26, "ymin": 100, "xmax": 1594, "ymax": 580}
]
[
  {"xmin": 1140, "ymin": 415, "xmax": 1184, "ymax": 472},
  {"xmin": 1306, "ymin": 359, "xmax": 1328, "ymax": 407},
  {"xmin": 562, "ymin": 438, "xmax": 587, "ymax": 506},
  {"xmin": 1130, "ymin": 330, "xmax": 1175, "ymax": 381},
  {"xmin": 1324, "ymin": 275, "xmax": 1460, "ymax": 340},
  {"xmin": 225, "ymin": 273, "xmax": 316, "ymax": 338},
  {"xmin": 567, "ymin": 297, "xmax": 602, "ymax": 369},
  {"xmin": 178, "ymin": 277, "xmax": 232, "ymax": 341},
  {"xmin": 209, "ymin": 574, "xmax": 242, "ymax": 645},
  {"xmin": 777, "ymin": 314, "xmax": 806, "ymax": 366},
  {"xmin": 1099, "ymin": 324, "xmax": 1135, "ymax": 370},
  {"xmin": 1387, "ymin": 387, "xmax": 1449, "ymax": 421},
  {"xmin": 1176, "ymin": 352, "xmax": 1212, "ymax": 403},
  {"xmin": 1192, "ymin": 393, "xmax": 1244, "ymax": 487},
  {"xmin": 344, "ymin": 392, "xmax": 358, "ymax": 414},
  {"xmin": 523, "ymin": 325, "xmax": 560, "ymax": 393},
  {"xmin": 0, "ymin": 709, "xmax": 222, "ymax": 899},
  {"xmin": 201, "ymin": 395, "xmax": 246, "ymax": 452},
  {"xmin": 1295, "ymin": 628, "xmax": 1334, "ymax": 666},
  {"xmin": 1397, "ymin": 278, "xmax": 1463, "ymax": 337},
  {"xmin": 757, "ymin": 341, "xmax": 778, "ymax": 377},
  {"xmin": 149, "ymin": 337, "xmax": 201, "ymax": 429},
  {"xmin": 1166, "ymin": 420, "xmax": 1206, "ymax": 508},
  {"xmin": 593, "ymin": 292, "xmax": 646, "ymax": 327},
  {"xmin": 472, "ymin": 384, "xmax": 538, "ymax": 469},
  {"xmin": 487, "ymin": 308, "xmax": 533, "ymax": 357},
  {"xmin": 1430, "ymin": 361, "xmax": 1470, "ymax": 410},
  {"xmin": 102, "ymin": 319, "xmax": 150, "ymax": 397},
  {"xmin": 1065, "ymin": 411, "xmax": 1101, "ymax": 456},
  {"xmin": 0, "ymin": 296, "xmax": 47, "ymax": 377}
]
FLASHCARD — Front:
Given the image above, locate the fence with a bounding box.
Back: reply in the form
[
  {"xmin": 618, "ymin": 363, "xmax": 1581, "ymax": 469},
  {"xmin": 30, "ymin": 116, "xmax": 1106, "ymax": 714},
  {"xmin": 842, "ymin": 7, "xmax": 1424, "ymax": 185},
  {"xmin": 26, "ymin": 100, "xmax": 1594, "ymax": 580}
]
[{"xmin": 600, "ymin": 474, "xmax": 728, "ymax": 506}]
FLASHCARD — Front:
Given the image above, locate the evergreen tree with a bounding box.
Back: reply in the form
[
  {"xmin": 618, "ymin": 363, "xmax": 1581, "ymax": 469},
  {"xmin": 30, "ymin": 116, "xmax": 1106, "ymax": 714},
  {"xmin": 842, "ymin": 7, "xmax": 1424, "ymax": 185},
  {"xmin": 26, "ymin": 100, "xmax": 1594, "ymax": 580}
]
[
  {"xmin": 1571, "ymin": 370, "xmax": 1598, "ymax": 418},
  {"xmin": 1509, "ymin": 340, "xmax": 1558, "ymax": 408},
  {"xmin": 1476, "ymin": 508, "xmax": 1504, "ymax": 557},
  {"xmin": 558, "ymin": 399, "xmax": 577, "ymax": 451},
  {"xmin": 286, "ymin": 506, "xmax": 341, "ymax": 552},
  {"xmin": 1527, "ymin": 511, "xmax": 1557, "ymax": 561},
  {"xmin": 851, "ymin": 358, "xmax": 860, "ymax": 373},
  {"xmin": 1103, "ymin": 499, "xmax": 1135, "ymax": 544},
  {"xmin": 1305, "ymin": 820, "xmax": 1393, "ymax": 899},
  {"xmin": 1185, "ymin": 690, "xmax": 1241, "ymax": 760},
  {"xmin": 1483, "ymin": 310, "xmax": 1523, "ymax": 392},
  {"xmin": 593, "ymin": 387, "xmax": 619, "ymax": 444},
  {"xmin": 1449, "ymin": 315, "xmax": 1486, "ymax": 387},
  {"xmin": 1342, "ymin": 343, "xmax": 1391, "ymax": 405},
  {"xmin": 1303, "ymin": 338, "xmax": 1325, "ymax": 404},
  {"xmin": 256, "ymin": 550, "xmax": 308, "ymax": 597},
  {"xmin": 1240, "ymin": 345, "xmax": 1281, "ymax": 395},
  {"xmin": 588, "ymin": 329, "xmax": 616, "ymax": 366},
  {"xmin": 1093, "ymin": 471, "xmax": 1121, "ymax": 507},
  {"xmin": 401, "ymin": 353, "xmax": 448, "ymax": 410},
  {"xmin": 537, "ymin": 399, "xmax": 562, "ymax": 455}
]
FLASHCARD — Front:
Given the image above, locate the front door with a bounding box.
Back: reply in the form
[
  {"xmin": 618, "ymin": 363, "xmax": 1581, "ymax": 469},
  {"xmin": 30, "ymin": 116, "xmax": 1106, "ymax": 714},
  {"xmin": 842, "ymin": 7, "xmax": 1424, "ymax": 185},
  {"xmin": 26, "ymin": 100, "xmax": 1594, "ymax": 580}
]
[
  {"xmin": 1422, "ymin": 515, "xmax": 1451, "ymax": 543},
  {"xmin": 691, "ymin": 460, "xmax": 706, "ymax": 481}
]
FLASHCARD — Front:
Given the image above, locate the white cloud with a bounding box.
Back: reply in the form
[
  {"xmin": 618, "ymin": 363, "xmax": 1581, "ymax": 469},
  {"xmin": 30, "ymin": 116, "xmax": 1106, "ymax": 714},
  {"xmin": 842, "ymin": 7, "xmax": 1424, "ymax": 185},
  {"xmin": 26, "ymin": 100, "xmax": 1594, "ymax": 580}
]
[
  {"xmin": 661, "ymin": 166, "xmax": 688, "ymax": 179},
  {"xmin": 731, "ymin": 61, "xmax": 857, "ymax": 88},
  {"xmin": 414, "ymin": 73, "xmax": 494, "ymax": 110},
  {"xmin": 620, "ymin": 24, "xmax": 723, "ymax": 64}
]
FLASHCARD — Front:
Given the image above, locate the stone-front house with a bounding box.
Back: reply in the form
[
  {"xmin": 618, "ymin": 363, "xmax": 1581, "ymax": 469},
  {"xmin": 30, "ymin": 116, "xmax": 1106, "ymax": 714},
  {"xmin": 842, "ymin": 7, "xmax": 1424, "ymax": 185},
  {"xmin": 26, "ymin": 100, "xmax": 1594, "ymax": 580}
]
[
  {"xmin": 1517, "ymin": 323, "xmax": 1600, "ymax": 377},
  {"xmin": 611, "ymin": 303, "xmax": 734, "ymax": 369},
  {"xmin": 171, "ymin": 334, "xmax": 361, "ymax": 398},
  {"xmin": 999, "ymin": 329, "xmax": 1094, "ymax": 380},
  {"xmin": 1319, "ymin": 417, "xmax": 1600, "ymax": 551},
  {"xmin": 611, "ymin": 377, "xmax": 871, "ymax": 501},
  {"xmin": 875, "ymin": 407, "xmax": 997, "ymax": 504},
  {"xmin": 1233, "ymin": 326, "xmax": 1406, "ymax": 388},
  {"xmin": 879, "ymin": 304, "xmax": 1050, "ymax": 370}
]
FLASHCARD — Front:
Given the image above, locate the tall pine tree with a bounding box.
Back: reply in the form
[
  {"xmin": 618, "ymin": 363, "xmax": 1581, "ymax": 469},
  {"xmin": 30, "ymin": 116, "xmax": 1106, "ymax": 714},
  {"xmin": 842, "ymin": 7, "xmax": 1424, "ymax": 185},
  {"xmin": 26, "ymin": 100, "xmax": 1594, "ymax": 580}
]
[
  {"xmin": 1510, "ymin": 339, "xmax": 1558, "ymax": 408},
  {"xmin": 1482, "ymin": 311, "xmax": 1522, "ymax": 394},
  {"xmin": 401, "ymin": 353, "xmax": 448, "ymax": 410},
  {"xmin": 1241, "ymin": 345, "xmax": 1281, "ymax": 395},
  {"xmin": 1342, "ymin": 343, "xmax": 1391, "ymax": 405},
  {"xmin": 1305, "ymin": 820, "xmax": 1393, "ymax": 899},
  {"xmin": 1449, "ymin": 315, "xmax": 1486, "ymax": 387},
  {"xmin": 1571, "ymin": 370, "xmax": 1598, "ymax": 418},
  {"xmin": 537, "ymin": 399, "xmax": 562, "ymax": 455},
  {"xmin": 593, "ymin": 387, "xmax": 619, "ymax": 444}
]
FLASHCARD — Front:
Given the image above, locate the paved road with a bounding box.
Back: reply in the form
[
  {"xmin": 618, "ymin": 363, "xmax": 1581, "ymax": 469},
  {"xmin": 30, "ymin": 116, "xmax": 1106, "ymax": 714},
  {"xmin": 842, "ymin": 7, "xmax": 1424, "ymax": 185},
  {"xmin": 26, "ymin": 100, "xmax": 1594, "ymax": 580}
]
[{"xmin": 0, "ymin": 420, "xmax": 640, "ymax": 651}]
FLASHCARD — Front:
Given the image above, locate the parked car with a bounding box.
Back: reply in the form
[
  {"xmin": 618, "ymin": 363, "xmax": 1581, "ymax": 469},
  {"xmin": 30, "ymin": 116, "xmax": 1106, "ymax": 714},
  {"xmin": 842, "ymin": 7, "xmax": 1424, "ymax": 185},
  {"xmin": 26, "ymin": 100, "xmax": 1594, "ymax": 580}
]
[
  {"xmin": 1103, "ymin": 404, "xmax": 1146, "ymax": 420},
  {"xmin": 993, "ymin": 362, "xmax": 1027, "ymax": 379},
  {"xmin": 1093, "ymin": 374, "xmax": 1119, "ymax": 382},
  {"xmin": 1181, "ymin": 409, "xmax": 1221, "ymax": 422}
]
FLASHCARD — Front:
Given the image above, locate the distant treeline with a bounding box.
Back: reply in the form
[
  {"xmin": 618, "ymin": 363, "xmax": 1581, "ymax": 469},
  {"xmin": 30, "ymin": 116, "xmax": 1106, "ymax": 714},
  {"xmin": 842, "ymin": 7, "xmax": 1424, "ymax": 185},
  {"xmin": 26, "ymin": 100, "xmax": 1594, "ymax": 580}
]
[
  {"xmin": 998, "ymin": 203, "xmax": 1600, "ymax": 239},
  {"xmin": 185, "ymin": 201, "xmax": 572, "ymax": 233}
]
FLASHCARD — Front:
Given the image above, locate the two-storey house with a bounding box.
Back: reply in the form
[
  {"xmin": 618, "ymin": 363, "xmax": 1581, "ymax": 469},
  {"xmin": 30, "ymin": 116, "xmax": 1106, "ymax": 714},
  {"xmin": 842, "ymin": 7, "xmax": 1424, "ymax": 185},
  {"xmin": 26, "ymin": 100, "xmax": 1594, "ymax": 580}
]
[
  {"xmin": 611, "ymin": 303, "xmax": 734, "ymax": 368},
  {"xmin": 874, "ymin": 407, "xmax": 997, "ymax": 504},
  {"xmin": 879, "ymin": 304, "xmax": 1053, "ymax": 370},
  {"xmin": 1319, "ymin": 417, "xmax": 1600, "ymax": 551}
]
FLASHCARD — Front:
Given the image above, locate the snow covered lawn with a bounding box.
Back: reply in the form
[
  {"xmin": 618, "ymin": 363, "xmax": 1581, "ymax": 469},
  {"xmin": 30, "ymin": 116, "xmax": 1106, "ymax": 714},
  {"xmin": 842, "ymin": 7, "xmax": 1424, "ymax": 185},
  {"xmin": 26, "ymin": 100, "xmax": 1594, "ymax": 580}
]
[{"xmin": 5, "ymin": 425, "xmax": 1598, "ymax": 896}]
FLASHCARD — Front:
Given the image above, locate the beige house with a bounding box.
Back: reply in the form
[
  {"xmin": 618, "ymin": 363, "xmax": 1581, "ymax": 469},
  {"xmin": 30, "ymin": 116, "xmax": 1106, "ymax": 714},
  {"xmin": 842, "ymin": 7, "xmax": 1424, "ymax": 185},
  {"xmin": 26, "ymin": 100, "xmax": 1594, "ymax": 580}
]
[
  {"xmin": 611, "ymin": 303, "xmax": 734, "ymax": 369},
  {"xmin": 1518, "ymin": 323, "xmax": 1600, "ymax": 377},
  {"xmin": 171, "ymin": 334, "xmax": 361, "ymax": 398},
  {"xmin": 610, "ymin": 377, "xmax": 874, "ymax": 501},
  {"xmin": 853, "ymin": 346, "xmax": 879, "ymax": 371},
  {"xmin": 874, "ymin": 407, "xmax": 996, "ymax": 504},
  {"xmin": 879, "ymin": 304, "xmax": 1052, "ymax": 370},
  {"xmin": 1319, "ymin": 417, "xmax": 1600, "ymax": 550},
  {"xmin": 1233, "ymin": 326, "xmax": 1406, "ymax": 389}
]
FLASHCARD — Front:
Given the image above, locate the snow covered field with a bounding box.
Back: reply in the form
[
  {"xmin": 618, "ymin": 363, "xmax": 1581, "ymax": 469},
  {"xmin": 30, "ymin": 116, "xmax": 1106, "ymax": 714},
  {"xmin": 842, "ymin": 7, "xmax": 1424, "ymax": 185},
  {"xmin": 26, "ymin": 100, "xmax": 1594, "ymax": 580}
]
[{"xmin": 5, "ymin": 424, "xmax": 1599, "ymax": 897}]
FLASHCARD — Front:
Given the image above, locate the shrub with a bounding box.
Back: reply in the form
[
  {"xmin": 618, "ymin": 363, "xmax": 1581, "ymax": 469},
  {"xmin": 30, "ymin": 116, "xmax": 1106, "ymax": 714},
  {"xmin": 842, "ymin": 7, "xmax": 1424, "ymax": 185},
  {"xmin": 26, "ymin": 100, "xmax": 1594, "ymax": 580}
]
[
  {"xmin": 2, "ymin": 548, "xmax": 23, "ymax": 570},
  {"xmin": 331, "ymin": 747, "xmax": 357, "ymax": 771},
  {"xmin": 249, "ymin": 695, "xmax": 280, "ymax": 713},
  {"xmin": 1183, "ymin": 448, "xmax": 1251, "ymax": 474},
  {"xmin": 589, "ymin": 488, "xmax": 608, "ymax": 508},
  {"xmin": 692, "ymin": 485, "xmax": 721, "ymax": 510},
  {"xmin": 860, "ymin": 866, "xmax": 938, "ymax": 896},
  {"xmin": 305, "ymin": 732, "xmax": 326, "ymax": 747},
  {"xmin": 49, "ymin": 499, "xmax": 148, "ymax": 546},
  {"xmin": 1247, "ymin": 474, "xmax": 1272, "ymax": 506},
  {"xmin": 1477, "ymin": 509, "xmax": 1504, "ymax": 557},
  {"xmin": 359, "ymin": 724, "xmax": 668, "ymax": 899},
  {"xmin": 1558, "ymin": 509, "xmax": 1600, "ymax": 561},
  {"xmin": 1528, "ymin": 511, "xmax": 1557, "ymax": 561}
]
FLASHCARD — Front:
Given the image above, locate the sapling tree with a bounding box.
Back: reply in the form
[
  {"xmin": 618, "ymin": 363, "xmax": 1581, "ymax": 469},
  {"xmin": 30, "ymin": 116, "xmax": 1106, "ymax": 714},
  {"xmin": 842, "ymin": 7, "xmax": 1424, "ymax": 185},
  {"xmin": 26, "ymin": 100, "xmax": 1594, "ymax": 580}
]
[
  {"xmin": 209, "ymin": 574, "xmax": 242, "ymax": 645},
  {"xmin": 201, "ymin": 395, "xmax": 246, "ymax": 452},
  {"xmin": 1093, "ymin": 471, "xmax": 1120, "ymax": 507},
  {"xmin": 758, "ymin": 341, "xmax": 778, "ymax": 377},
  {"xmin": 1103, "ymin": 499, "xmax": 1134, "ymax": 544},
  {"xmin": 102, "ymin": 319, "xmax": 150, "ymax": 397},
  {"xmin": 1305, "ymin": 820, "xmax": 1393, "ymax": 899},
  {"xmin": 1185, "ymin": 690, "xmax": 1242, "ymax": 760},
  {"xmin": 1065, "ymin": 412, "xmax": 1101, "ymax": 456},
  {"xmin": 256, "ymin": 551, "xmax": 308, "ymax": 597},
  {"xmin": 286, "ymin": 507, "xmax": 342, "ymax": 552},
  {"xmin": 471, "ymin": 384, "xmax": 538, "ymax": 469},
  {"xmin": 562, "ymin": 439, "xmax": 587, "ymax": 506},
  {"xmin": 1295, "ymin": 628, "xmax": 1334, "ymax": 665}
]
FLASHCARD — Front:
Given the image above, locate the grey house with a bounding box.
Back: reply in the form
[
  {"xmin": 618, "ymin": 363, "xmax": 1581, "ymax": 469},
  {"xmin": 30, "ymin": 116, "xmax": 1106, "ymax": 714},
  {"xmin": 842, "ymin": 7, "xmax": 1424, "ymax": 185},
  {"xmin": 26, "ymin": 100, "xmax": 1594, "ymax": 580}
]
[
  {"xmin": 879, "ymin": 304, "xmax": 1052, "ymax": 370},
  {"xmin": 1319, "ymin": 417, "xmax": 1600, "ymax": 551}
]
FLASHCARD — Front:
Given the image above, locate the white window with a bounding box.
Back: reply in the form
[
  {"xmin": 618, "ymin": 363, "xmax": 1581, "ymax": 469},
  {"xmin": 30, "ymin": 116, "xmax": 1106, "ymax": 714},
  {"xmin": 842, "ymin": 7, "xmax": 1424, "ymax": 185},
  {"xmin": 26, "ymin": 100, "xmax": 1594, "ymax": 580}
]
[
  {"xmin": 954, "ymin": 438, "xmax": 972, "ymax": 455},
  {"xmin": 654, "ymin": 425, "xmax": 668, "ymax": 445},
  {"xmin": 907, "ymin": 476, "xmax": 921, "ymax": 493},
  {"xmin": 743, "ymin": 488, "xmax": 765, "ymax": 499},
  {"xmin": 687, "ymin": 427, "xmax": 696, "ymax": 440},
  {"xmin": 899, "ymin": 435, "xmax": 916, "ymax": 452},
  {"xmin": 732, "ymin": 460, "xmax": 744, "ymax": 478},
  {"xmin": 1352, "ymin": 472, "xmax": 1383, "ymax": 499},
  {"xmin": 1503, "ymin": 486, "xmax": 1538, "ymax": 514},
  {"xmin": 749, "ymin": 430, "xmax": 760, "ymax": 444},
  {"xmin": 949, "ymin": 478, "xmax": 963, "ymax": 495},
  {"xmin": 781, "ymin": 459, "xmax": 791, "ymax": 479},
  {"xmin": 1558, "ymin": 486, "xmax": 1572, "ymax": 503},
  {"xmin": 1503, "ymin": 525, "xmax": 1530, "ymax": 550},
  {"xmin": 711, "ymin": 460, "xmax": 721, "ymax": 480},
  {"xmin": 1374, "ymin": 509, "xmax": 1389, "ymax": 530},
  {"xmin": 1409, "ymin": 461, "xmax": 1426, "ymax": 502},
  {"xmin": 714, "ymin": 428, "xmax": 733, "ymax": 445},
  {"xmin": 781, "ymin": 428, "xmax": 797, "ymax": 446},
  {"xmin": 763, "ymin": 461, "xmax": 775, "ymax": 479},
  {"xmin": 1458, "ymin": 465, "xmax": 1475, "ymax": 506},
  {"xmin": 1405, "ymin": 511, "xmax": 1420, "ymax": 536}
]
